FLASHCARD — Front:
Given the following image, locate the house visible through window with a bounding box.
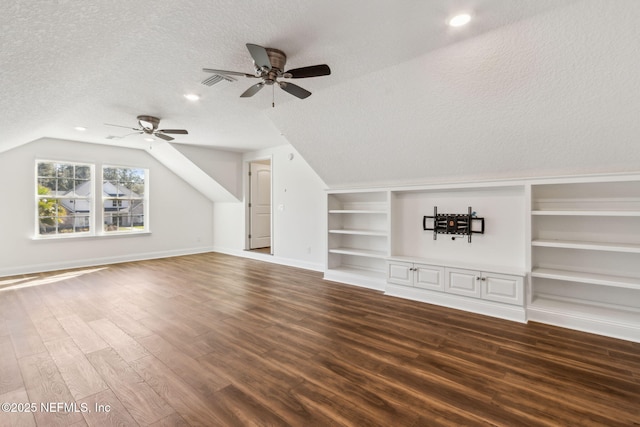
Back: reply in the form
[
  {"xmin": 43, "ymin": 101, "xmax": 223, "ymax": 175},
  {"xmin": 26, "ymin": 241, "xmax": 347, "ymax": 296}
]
[
  {"xmin": 102, "ymin": 166, "xmax": 147, "ymax": 233},
  {"xmin": 36, "ymin": 161, "xmax": 93, "ymax": 236}
]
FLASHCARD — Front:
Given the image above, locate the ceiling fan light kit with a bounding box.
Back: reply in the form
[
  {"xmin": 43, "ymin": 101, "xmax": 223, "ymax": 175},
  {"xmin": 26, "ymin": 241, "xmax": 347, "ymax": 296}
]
[{"xmin": 202, "ymin": 43, "xmax": 331, "ymax": 104}]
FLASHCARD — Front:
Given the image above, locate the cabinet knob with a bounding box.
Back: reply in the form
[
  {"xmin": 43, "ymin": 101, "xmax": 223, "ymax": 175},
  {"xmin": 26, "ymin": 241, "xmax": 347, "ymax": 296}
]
[
  {"xmin": 481, "ymin": 277, "xmax": 486, "ymax": 281},
  {"xmin": 476, "ymin": 276, "xmax": 480, "ymax": 280}
]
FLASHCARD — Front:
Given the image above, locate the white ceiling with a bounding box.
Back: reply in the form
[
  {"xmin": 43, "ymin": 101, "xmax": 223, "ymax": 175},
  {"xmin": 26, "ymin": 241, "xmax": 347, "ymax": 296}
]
[
  {"xmin": 2, "ymin": 1, "xmax": 568, "ymax": 151},
  {"xmin": 3, "ymin": 1, "xmax": 638, "ymax": 188}
]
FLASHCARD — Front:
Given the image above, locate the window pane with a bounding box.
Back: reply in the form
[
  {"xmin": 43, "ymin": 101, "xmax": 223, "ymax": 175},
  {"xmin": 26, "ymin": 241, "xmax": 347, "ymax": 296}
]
[
  {"xmin": 74, "ymin": 179, "xmax": 91, "ymax": 196},
  {"xmin": 36, "ymin": 161, "xmax": 92, "ymax": 236},
  {"xmin": 102, "ymin": 167, "xmax": 147, "ymax": 233},
  {"xmin": 37, "ymin": 162, "xmax": 56, "ymax": 177},
  {"xmin": 38, "ymin": 178, "xmax": 57, "ymax": 194},
  {"xmin": 75, "ymin": 165, "xmax": 91, "ymax": 179}
]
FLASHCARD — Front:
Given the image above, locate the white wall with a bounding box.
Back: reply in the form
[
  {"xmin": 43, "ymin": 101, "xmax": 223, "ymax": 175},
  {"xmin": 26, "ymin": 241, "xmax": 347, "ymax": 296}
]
[
  {"xmin": 0, "ymin": 138, "xmax": 214, "ymax": 276},
  {"xmin": 391, "ymin": 186, "xmax": 525, "ymax": 271},
  {"xmin": 212, "ymin": 144, "xmax": 328, "ymax": 271},
  {"xmin": 171, "ymin": 143, "xmax": 243, "ymax": 199}
]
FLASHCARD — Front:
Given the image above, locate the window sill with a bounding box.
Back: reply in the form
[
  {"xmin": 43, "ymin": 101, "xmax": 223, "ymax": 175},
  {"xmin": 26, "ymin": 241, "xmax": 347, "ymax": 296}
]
[{"xmin": 32, "ymin": 231, "xmax": 152, "ymax": 241}]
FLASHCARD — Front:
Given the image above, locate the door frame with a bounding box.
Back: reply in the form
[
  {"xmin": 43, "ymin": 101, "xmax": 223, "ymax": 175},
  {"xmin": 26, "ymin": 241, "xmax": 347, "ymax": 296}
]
[{"xmin": 244, "ymin": 155, "xmax": 273, "ymax": 254}]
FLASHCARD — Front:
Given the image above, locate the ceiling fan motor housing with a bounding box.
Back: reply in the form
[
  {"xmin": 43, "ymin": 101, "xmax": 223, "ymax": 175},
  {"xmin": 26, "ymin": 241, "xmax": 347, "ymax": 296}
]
[
  {"xmin": 137, "ymin": 115, "xmax": 160, "ymax": 133},
  {"xmin": 262, "ymin": 48, "xmax": 287, "ymax": 84}
]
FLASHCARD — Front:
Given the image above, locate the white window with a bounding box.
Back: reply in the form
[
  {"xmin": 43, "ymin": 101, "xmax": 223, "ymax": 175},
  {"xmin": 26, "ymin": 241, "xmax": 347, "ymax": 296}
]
[
  {"xmin": 102, "ymin": 166, "xmax": 148, "ymax": 233},
  {"xmin": 36, "ymin": 161, "xmax": 93, "ymax": 236}
]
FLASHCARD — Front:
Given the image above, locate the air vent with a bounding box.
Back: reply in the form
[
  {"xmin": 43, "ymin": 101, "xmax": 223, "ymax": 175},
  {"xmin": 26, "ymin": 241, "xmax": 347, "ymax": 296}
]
[{"xmin": 201, "ymin": 73, "xmax": 235, "ymax": 87}]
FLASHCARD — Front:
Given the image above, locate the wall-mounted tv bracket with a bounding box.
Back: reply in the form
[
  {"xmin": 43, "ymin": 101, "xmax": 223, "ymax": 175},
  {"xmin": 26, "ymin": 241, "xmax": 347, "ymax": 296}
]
[{"xmin": 422, "ymin": 206, "xmax": 485, "ymax": 243}]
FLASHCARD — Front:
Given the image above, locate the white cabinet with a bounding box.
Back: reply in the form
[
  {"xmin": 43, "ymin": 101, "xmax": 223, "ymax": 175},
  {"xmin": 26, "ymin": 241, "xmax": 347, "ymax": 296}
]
[
  {"xmin": 445, "ymin": 267, "xmax": 481, "ymax": 298},
  {"xmin": 444, "ymin": 267, "xmax": 523, "ymax": 305},
  {"xmin": 387, "ymin": 261, "xmax": 444, "ymax": 291},
  {"xmin": 385, "ymin": 259, "xmax": 525, "ymax": 321},
  {"xmin": 481, "ymin": 272, "xmax": 524, "ymax": 305},
  {"xmin": 529, "ymin": 178, "xmax": 640, "ymax": 342},
  {"xmin": 326, "ymin": 191, "xmax": 389, "ymax": 290}
]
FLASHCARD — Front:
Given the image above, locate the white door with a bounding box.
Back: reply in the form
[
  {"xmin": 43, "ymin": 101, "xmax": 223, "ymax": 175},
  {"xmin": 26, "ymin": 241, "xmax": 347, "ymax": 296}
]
[
  {"xmin": 414, "ymin": 264, "xmax": 445, "ymax": 291},
  {"xmin": 249, "ymin": 162, "xmax": 271, "ymax": 249},
  {"xmin": 445, "ymin": 267, "xmax": 481, "ymax": 298}
]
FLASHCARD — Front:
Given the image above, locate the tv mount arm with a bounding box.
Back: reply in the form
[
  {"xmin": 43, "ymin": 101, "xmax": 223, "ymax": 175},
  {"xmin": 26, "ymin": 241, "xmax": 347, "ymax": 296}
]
[{"xmin": 423, "ymin": 206, "xmax": 485, "ymax": 243}]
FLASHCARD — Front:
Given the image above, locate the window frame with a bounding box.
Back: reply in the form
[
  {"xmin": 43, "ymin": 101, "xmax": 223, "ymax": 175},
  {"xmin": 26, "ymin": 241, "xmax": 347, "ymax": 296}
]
[{"xmin": 35, "ymin": 160, "xmax": 95, "ymax": 239}]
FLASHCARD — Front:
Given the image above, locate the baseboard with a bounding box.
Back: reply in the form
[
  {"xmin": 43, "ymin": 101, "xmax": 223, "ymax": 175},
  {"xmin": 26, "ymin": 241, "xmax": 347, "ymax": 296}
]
[
  {"xmin": 211, "ymin": 246, "xmax": 324, "ymax": 272},
  {"xmin": 0, "ymin": 246, "xmax": 215, "ymax": 278},
  {"xmin": 527, "ymin": 307, "xmax": 640, "ymax": 343},
  {"xmin": 385, "ymin": 283, "xmax": 527, "ymax": 323}
]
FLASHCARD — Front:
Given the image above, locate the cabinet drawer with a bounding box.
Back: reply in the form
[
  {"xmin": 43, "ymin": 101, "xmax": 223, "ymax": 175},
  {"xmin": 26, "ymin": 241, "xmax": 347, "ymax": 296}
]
[
  {"xmin": 445, "ymin": 268, "xmax": 481, "ymax": 298},
  {"xmin": 481, "ymin": 273, "xmax": 523, "ymax": 305},
  {"xmin": 414, "ymin": 264, "xmax": 444, "ymax": 291}
]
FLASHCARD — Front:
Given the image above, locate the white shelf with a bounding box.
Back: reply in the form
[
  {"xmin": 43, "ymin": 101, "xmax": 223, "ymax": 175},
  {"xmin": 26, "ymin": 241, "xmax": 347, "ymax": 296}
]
[
  {"xmin": 532, "ymin": 210, "xmax": 640, "ymax": 217},
  {"xmin": 326, "ymin": 265, "xmax": 385, "ymax": 279},
  {"xmin": 328, "ymin": 247, "xmax": 388, "ymax": 259},
  {"xmin": 531, "ymin": 268, "xmax": 640, "ymax": 290},
  {"xmin": 528, "ymin": 295, "xmax": 640, "ymax": 342},
  {"xmin": 329, "ymin": 210, "xmax": 387, "ymax": 214},
  {"xmin": 532, "ymin": 239, "xmax": 640, "ymax": 253},
  {"xmin": 329, "ymin": 229, "xmax": 387, "ymax": 236}
]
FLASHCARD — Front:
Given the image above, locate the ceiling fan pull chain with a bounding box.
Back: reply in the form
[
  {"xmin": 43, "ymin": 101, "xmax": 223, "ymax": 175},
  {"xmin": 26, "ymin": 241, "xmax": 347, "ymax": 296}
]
[{"xmin": 272, "ymin": 84, "xmax": 275, "ymax": 108}]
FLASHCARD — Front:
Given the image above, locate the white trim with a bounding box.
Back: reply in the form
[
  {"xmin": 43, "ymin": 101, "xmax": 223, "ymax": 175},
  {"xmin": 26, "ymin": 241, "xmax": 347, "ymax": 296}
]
[
  {"xmin": 211, "ymin": 246, "xmax": 323, "ymax": 272},
  {"xmin": 385, "ymin": 283, "xmax": 527, "ymax": 323}
]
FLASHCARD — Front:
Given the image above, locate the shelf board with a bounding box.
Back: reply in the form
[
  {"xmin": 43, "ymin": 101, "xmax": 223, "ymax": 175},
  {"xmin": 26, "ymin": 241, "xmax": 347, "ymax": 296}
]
[
  {"xmin": 531, "ymin": 267, "xmax": 640, "ymax": 290},
  {"xmin": 532, "ymin": 210, "xmax": 640, "ymax": 217},
  {"xmin": 326, "ymin": 265, "xmax": 386, "ymax": 279},
  {"xmin": 329, "ymin": 229, "xmax": 388, "ymax": 236},
  {"xmin": 532, "ymin": 239, "xmax": 640, "ymax": 253},
  {"xmin": 328, "ymin": 248, "xmax": 388, "ymax": 259},
  {"xmin": 529, "ymin": 295, "xmax": 640, "ymax": 325},
  {"xmin": 329, "ymin": 210, "xmax": 387, "ymax": 214}
]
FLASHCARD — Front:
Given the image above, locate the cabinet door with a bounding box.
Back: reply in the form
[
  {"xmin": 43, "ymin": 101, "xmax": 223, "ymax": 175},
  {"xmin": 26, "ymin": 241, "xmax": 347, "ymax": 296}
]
[
  {"xmin": 414, "ymin": 264, "xmax": 444, "ymax": 291},
  {"xmin": 481, "ymin": 272, "xmax": 523, "ymax": 305},
  {"xmin": 387, "ymin": 261, "xmax": 413, "ymax": 287},
  {"xmin": 445, "ymin": 267, "xmax": 481, "ymax": 298}
]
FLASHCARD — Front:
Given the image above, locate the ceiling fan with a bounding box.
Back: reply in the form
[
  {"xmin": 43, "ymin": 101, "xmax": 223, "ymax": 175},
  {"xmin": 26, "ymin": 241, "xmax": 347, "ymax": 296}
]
[
  {"xmin": 105, "ymin": 115, "xmax": 188, "ymax": 141},
  {"xmin": 202, "ymin": 43, "xmax": 331, "ymax": 101}
]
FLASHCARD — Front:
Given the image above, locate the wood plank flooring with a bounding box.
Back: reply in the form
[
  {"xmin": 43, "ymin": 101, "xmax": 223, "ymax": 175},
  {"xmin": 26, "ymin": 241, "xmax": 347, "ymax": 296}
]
[{"xmin": 0, "ymin": 252, "xmax": 639, "ymax": 426}]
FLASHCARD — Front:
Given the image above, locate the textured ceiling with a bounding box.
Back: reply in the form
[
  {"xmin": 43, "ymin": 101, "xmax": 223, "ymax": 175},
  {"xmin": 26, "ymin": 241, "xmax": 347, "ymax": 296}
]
[
  {"xmin": 3, "ymin": 0, "xmax": 635, "ymax": 188},
  {"xmin": 2, "ymin": 1, "xmax": 566, "ymax": 152}
]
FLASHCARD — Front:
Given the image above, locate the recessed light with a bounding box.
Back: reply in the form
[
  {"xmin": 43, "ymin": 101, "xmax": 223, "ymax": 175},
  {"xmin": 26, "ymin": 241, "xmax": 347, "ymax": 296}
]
[
  {"xmin": 74, "ymin": 126, "xmax": 87, "ymax": 131},
  {"xmin": 184, "ymin": 93, "xmax": 200, "ymax": 101},
  {"xmin": 449, "ymin": 13, "xmax": 471, "ymax": 27}
]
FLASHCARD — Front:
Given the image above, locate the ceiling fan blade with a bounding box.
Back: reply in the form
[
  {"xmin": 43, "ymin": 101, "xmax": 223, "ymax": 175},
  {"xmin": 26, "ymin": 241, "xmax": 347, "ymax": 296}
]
[
  {"xmin": 105, "ymin": 123, "xmax": 139, "ymax": 131},
  {"xmin": 246, "ymin": 44, "xmax": 271, "ymax": 71},
  {"xmin": 240, "ymin": 82, "xmax": 265, "ymax": 97},
  {"xmin": 285, "ymin": 64, "xmax": 331, "ymax": 79},
  {"xmin": 154, "ymin": 132, "xmax": 174, "ymax": 141},
  {"xmin": 157, "ymin": 129, "xmax": 188, "ymax": 135},
  {"xmin": 202, "ymin": 68, "xmax": 255, "ymax": 78},
  {"xmin": 107, "ymin": 131, "xmax": 143, "ymax": 140},
  {"xmin": 279, "ymin": 82, "xmax": 312, "ymax": 99}
]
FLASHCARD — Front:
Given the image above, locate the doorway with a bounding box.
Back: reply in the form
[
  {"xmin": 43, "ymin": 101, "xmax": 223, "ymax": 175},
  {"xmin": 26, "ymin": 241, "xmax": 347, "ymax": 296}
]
[{"xmin": 247, "ymin": 159, "xmax": 272, "ymax": 253}]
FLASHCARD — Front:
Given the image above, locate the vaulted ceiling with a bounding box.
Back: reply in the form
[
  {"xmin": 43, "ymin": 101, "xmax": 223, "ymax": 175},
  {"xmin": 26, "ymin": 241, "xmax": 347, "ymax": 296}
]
[{"xmin": 2, "ymin": 1, "xmax": 638, "ymax": 188}]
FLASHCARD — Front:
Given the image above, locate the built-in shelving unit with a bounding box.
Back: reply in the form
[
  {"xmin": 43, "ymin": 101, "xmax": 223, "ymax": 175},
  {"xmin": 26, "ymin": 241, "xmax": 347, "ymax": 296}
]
[
  {"xmin": 325, "ymin": 190, "xmax": 389, "ymax": 290},
  {"xmin": 528, "ymin": 177, "xmax": 640, "ymax": 342},
  {"xmin": 324, "ymin": 174, "xmax": 640, "ymax": 342}
]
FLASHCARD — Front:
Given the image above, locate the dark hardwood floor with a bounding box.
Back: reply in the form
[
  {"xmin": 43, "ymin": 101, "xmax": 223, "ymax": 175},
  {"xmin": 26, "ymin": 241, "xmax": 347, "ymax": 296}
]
[{"xmin": 0, "ymin": 252, "xmax": 639, "ymax": 426}]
